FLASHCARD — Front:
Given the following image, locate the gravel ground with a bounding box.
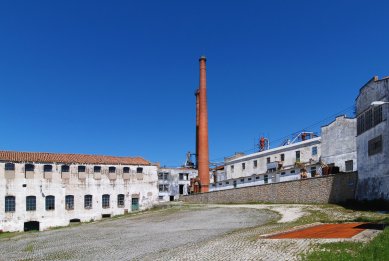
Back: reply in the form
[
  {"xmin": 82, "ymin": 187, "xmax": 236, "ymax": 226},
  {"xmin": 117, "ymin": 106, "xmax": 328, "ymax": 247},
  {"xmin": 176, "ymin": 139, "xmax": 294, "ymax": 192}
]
[{"xmin": 0, "ymin": 206, "xmax": 277, "ymax": 261}]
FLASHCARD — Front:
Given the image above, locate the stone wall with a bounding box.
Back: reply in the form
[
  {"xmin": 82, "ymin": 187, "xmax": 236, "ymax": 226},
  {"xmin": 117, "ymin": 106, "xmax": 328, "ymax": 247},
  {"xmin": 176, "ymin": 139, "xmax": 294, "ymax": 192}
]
[{"xmin": 182, "ymin": 172, "xmax": 357, "ymax": 204}]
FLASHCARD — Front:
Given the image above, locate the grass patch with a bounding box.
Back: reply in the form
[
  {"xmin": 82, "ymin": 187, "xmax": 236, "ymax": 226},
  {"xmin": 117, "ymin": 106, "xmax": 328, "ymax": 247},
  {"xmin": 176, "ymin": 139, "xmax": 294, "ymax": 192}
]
[
  {"xmin": 23, "ymin": 243, "xmax": 34, "ymax": 252},
  {"xmin": 302, "ymin": 226, "xmax": 389, "ymax": 261},
  {"xmin": 0, "ymin": 231, "xmax": 20, "ymax": 240}
]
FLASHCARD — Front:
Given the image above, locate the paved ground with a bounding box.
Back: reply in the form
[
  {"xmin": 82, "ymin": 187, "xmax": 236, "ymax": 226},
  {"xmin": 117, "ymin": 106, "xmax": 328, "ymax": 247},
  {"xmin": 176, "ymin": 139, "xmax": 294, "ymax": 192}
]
[
  {"xmin": 0, "ymin": 204, "xmax": 385, "ymax": 261},
  {"xmin": 0, "ymin": 205, "xmax": 277, "ymax": 261}
]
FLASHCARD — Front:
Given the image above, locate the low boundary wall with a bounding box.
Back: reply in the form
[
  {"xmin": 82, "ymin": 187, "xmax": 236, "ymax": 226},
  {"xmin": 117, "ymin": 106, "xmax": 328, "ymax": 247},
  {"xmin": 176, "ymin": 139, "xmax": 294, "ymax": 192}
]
[{"xmin": 182, "ymin": 172, "xmax": 358, "ymax": 204}]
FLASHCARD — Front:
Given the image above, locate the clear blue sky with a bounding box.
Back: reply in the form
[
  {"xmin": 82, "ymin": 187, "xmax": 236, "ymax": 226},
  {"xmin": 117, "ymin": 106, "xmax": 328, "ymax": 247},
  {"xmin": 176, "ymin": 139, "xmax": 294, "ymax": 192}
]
[{"xmin": 1, "ymin": 1, "xmax": 388, "ymax": 166}]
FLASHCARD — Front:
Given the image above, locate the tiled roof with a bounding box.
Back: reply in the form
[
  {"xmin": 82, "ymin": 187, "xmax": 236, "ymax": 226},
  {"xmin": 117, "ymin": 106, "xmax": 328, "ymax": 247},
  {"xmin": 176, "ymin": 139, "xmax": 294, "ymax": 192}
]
[{"xmin": 0, "ymin": 150, "xmax": 151, "ymax": 165}]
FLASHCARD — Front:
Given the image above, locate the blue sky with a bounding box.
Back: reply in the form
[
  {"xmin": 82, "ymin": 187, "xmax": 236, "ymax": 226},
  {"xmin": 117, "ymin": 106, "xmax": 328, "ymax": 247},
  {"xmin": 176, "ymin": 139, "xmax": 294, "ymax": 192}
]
[{"xmin": 1, "ymin": 1, "xmax": 388, "ymax": 166}]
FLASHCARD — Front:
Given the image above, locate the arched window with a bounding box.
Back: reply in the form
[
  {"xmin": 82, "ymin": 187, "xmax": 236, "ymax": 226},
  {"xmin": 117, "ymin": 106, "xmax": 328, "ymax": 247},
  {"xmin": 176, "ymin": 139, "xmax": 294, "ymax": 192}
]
[
  {"xmin": 84, "ymin": 195, "xmax": 93, "ymax": 209},
  {"xmin": 5, "ymin": 196, "xmax": 15, "ymax": 212},
  {"xmin": 102, "ymin": 194, "xmax": 110, "ymax": 208},
  {"xmin": 123, "ymin": 167, "xmax": 130, "ymax": 174},
  {"xmin": 117, "ymin": 194, "xmax": 125, "ymax": 208},
  {"xmin": 65, "ymin": 195, "xmax": 74, "ymax": 210},
  {"xmin": 109, "ymin": 167, "xmax": 116, "ymax": 173},
  {"xmin": 5, "ymin": 163, "xmax": 15, "ymax": 171},
  {"xmin": 26, "ymin": 196, "xmax": 36, "ymax": 211},
  {"xmin": 45, "ymin": 195, "xmax": 55, "ymax": 210}
]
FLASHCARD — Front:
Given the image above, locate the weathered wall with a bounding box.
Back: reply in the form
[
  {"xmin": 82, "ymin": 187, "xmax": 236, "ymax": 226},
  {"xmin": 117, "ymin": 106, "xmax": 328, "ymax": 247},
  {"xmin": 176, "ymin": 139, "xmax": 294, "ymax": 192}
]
[
  {"xmin": 158, "ymin": 168, "xmax": 197, "ymax": 201},
  {"xmin": 321, "ymin": 115, "xmax": 357, "ymax": 172},
  {"xmin": 182, "ymin": 172, "xmax": 357, "ymax": 204}
]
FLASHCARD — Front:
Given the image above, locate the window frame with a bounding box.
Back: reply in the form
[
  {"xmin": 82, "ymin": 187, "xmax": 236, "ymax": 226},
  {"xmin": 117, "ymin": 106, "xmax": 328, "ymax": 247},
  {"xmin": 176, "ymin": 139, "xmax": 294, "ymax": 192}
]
[
  {"xmin": 45, "ymin": 195, "xmax": 55, "ymax": 211},
  {"xmin": 5, "ymin": 163, "xmax": 15, "ymax": 171},
  {"xmin": 84, "ymin": 195, "xmax": 93, "ymax": 209},
  {"xmin": 65, "ymin": 195, "xmax": 74, "ymax": 210},
  {"xmin": 102, "ymin": 194, "xmax": 110, "ymax": 208},
  {"xmin": 117, "ymin": 194, "xmax": 125, "ymax": 208},
  {"xmin": 5, "ymin": 196, "xmax": 16, "ymax": 212}
]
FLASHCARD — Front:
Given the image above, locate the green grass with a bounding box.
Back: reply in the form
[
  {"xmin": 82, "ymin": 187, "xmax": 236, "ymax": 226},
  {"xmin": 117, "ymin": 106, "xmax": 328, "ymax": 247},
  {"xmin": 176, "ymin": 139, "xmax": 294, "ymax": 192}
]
[{"xmin": 302, "ymin": 222, "xmax": 389, "ymax": 261}]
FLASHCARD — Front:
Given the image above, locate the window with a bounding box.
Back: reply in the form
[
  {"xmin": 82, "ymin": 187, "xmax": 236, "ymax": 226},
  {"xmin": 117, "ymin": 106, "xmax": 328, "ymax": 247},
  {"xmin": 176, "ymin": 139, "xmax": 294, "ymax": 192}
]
[
  {"xmin": 240, "ymin": 178, "xmax": 244, "ymax": 182},
  {"xmin": 94, "ymin": 166, "xmax": 101, "ymax": 173},
  {"xmin": 255, "ymin": 176, "xmax": 260, "ymax": 180},
  {"xmin": 25, "ymin": 164, "xmax": 34, "ymax": 172},
  {"xmin": 264, "ymin": 175, "xmax": 268, "ymax": 184},
  {"xmin": 280, "ymin": 154, "xmax": 285, "ymax": 161},
  {"xmin": 312, "ymin": 146, "xmax": 318, "ymax": 156},
  {"xmin": 158, "ymin": 184, "xmax": 169, "ymax": 192},
  {"xmin": 281, "ymin": 172, "xmax": 286, "ymax": 175},
  {"xmin": 26, "ymin": 196, "xmax": 36, "ymax": 211},
  {"xmin": 78, "ymin": 166, "xmax": 86, "ymax": 173},
  {"xmin": 117, "ymin": 194, "xmax": 125, "ymax": 208},
  {"xmin": 102, "ymin": 194, "xmax": 110, "ymax": 208},
  {"xmin": 158, "ymin": 173, "xmax": 164, "ymax": 180},
  {"xmin": 136, "ymin": 167, "xmax": 143, "ymax": 173},
  {"xmin": 225, "ymin": 181, "xmax": 230, "ymax": 185},
  {"xmin": 291, "ymin": 170, "xmax": 295, "ymax": 174},
  {"xmin": 5, "ymin": 163, "xmax": 15, "ymax": 171},
  {"xmin": 44, "ymin": 165, "xmax": 52, "ymax": 172},
  {"xmin": 310, "ymin": 167, "xmax": 316, "ymax": 175},
  {"xmin": 109, "ymin": 167, "xmax": 116, "ymax": 173},
  {"xmin": 123, "ymin": 167, "xmax": 130, "ymax": 173},
  {"xmin": 219, "ymin": 182, "xmax": 222, "ymax": 185},
  {"xmin": 357, "ymin": 114, "xmax": 365, "ymax": 135},
  {"xmin": 368, "ymin": 135, "xmax": 383, "ymax": 156},
  {"xmin": 5, "ymin": 196, "xmax": 15, "ymax": 212},
  {"xmin": 365, "ymin": 109, "xmax": 373, "ymax": 130},
  {"xmin": 373, "ymin": 105, "xmax": 383, "ymax": 125},
  {"xmin": 248, "ymin": 177, "xmax": 252, "ymax": 181},
  {"xmin": 296, "ymin": 151, "xmax": 300, "ymax": 162},
  {"xmin": 242, "ymin": 163, "xmax": 246, "ymax": 170},
  {"xmin": 231, "ymin": 165, "xmax": 234, "ymax": 172},
  {"xmin": 345, "ymin": 160, "xmax": 353, "ymax": 172},
  {"xmin": 65, "ymin": 195, "xmax": 74, "ymax": 210},
  {"xmin": 61, "ymin": 165, "xmax": 70, "ymax": 173},
  {"xmin": 253, "ymin": 160, "xmax": 258, "ymax": 168},
  {"xmin": 84, "ymin": 195, "xmax": 93, "ymax": 209},
  {"xmin": 267, "ymin": 157, "xmax": 270, "ymax": 163},
  {"xmin": 45, "ymin": 195, "xmax": 55, "ymax": 210}
]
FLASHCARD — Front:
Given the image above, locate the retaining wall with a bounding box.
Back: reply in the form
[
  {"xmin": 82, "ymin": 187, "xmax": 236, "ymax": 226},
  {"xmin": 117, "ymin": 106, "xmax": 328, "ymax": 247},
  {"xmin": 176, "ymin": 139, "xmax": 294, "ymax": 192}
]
[{"xmin": 182, "ymin": 172, "xmax": 358, "ymax": 204}]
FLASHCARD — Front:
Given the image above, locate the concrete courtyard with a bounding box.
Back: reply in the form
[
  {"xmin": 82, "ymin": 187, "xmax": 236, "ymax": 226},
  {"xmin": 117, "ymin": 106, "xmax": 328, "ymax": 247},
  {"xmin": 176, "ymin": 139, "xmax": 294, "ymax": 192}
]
[{"xmin": 0, "ymin": 203, "xmax": 385, "ymax": 261}]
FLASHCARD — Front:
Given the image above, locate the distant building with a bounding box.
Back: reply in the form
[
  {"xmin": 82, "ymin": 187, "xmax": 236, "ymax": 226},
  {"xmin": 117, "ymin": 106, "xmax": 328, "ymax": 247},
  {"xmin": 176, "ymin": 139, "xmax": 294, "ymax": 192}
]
[
  {"xmin": 158, "ymin": 167, "xmax": 198, "ymax": 201},
  {"xmin": 321, "ymin": 115, "xmax": 357, "ymax": 172},
  {"xmin": 0, "ymin": 151, "xmax": 158, "ymax": 232},
  {"xmin": 356, "ymin": 76, "xmax": 389, "ymax": 200}
]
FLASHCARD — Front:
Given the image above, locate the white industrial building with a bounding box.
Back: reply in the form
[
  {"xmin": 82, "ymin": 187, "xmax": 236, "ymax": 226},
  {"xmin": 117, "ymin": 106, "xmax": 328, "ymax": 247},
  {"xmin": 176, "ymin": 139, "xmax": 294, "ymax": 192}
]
[
  {"xmin": 158, "ymin": 167, "xmax": 198, "ymax": 201},
  {"xmin": 0, "ymin": 151, "xmax": 158, "ymax": 232},
  {"xmin": 356, "ymin": 76, "xmax": 389, "ymax": 200}
]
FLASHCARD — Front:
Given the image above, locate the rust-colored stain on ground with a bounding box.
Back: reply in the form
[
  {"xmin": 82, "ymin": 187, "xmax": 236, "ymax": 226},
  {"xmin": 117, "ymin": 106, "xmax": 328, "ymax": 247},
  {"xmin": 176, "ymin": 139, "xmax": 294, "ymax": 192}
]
[{"xmin": 268, "ymin": 223, "xmax": 368, "ymax": 239}]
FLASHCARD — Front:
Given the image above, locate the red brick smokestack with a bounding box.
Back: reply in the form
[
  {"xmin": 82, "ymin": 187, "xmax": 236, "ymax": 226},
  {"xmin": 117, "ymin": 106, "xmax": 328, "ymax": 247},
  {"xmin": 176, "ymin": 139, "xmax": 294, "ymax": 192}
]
[
  {"xmin": 195, "ymin": 89, "xmax": 199, "ymax": 169},
  {"xmin": 198, "ymin": 56, "xmax": 209, "ymax": 192}
]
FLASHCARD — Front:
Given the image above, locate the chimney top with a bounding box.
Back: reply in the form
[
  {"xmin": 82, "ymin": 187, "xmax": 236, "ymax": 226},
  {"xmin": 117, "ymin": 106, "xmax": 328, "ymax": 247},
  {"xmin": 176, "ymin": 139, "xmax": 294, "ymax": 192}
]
[{"xmin": 199, "ymin": 56, "xmax": 207, "ymax": 61}]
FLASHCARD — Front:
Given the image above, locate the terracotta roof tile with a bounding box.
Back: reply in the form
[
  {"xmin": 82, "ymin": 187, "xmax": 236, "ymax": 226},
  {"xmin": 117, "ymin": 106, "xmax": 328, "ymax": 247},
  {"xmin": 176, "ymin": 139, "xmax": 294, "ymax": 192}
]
[{"xmin": 0, "ymin": 150, "xmax": 151, "ymax": 166}]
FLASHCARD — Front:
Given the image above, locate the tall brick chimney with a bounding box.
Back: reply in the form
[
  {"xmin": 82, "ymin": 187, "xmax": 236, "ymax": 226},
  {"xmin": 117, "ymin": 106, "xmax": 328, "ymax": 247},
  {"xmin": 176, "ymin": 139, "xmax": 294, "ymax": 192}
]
[
  {"xmin": 198, "ymin": 56, "xmax": 209, "ymax": 192},
  {"xmin": 195, "ymin": 89, "xmax": 199, "ymax": 169}
]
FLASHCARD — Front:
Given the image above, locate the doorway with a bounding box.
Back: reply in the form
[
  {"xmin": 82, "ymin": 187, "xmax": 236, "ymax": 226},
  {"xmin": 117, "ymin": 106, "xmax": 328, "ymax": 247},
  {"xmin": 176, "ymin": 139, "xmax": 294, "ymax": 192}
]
[
  {"xmin": 24, "ymin": 221, "xmax": 40, "ymax": 232},
  {"xmin": 131, "ymin": 198, "xmax": 139, "ymax": 211}
]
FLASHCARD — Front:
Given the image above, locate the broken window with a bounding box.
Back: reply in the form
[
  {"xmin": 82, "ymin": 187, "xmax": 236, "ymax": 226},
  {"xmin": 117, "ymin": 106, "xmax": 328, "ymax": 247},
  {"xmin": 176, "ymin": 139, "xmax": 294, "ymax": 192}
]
[
  {"xmin": 65, "ymin": 195, "xmax": 74, "ymax": 210},
  {"xmin": 84, "ymin": 195, "xmax": 93, "ymax": 209},
  {"xmin": 94, "ymin": 166, "xmax": 101, "ymax": 173},
  {"xmin": 5, "ymin": 163, "xmax": 15, "ymax": 171},
  {"xmin": 45, "ymin": 195, "xmax": 55, "ymax": 210},
  {"xmin": 123, "ymin": 167, "xmax": 130, "ymax": 173},
  {"xmin": 102, "ymin": 194, "xmax": 110, "ymax": 208},
  {"xmin": 26, "ymin": 196, "xmax": 36, "ymax": 211},
  {"xmin": 117, "ymin": 194, "xmax": 125, "ymax": 208},
  {"xmin": 368, "ymin": 135, "xmax": 383, "ymax": 156},
  {"xmin": 5, "ymin": 196, "xmax": 15, "ymax": 212},
  {"xmin": 345, "ymin": 160, "xmax": 353, "ymax": 172}
]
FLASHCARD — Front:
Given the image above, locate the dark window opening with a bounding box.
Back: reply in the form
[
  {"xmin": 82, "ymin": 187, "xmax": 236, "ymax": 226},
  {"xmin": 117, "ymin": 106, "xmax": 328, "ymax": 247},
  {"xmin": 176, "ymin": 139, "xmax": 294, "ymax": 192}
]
[
  {"xmin": 123, "ymin": 167, "xmax": 130, "ymax": 173},
  {"xmin": 117, "ymin": 194, "xmax": 125, "ymax": 207},
  {"xmin": 248, "ymin": 177, "xmax": 252, "ymax": 181},
  {"xmin": 5, "ymin": 163, "xmax": 15, "ymax": 171},
  {"xmin": 253, "ymin": 160, "xmax": 258, "ymax": 168},
  {"xmin": 61, "ymin": 165, "xmax": 70, "ymax": 173},
  {"xmin": 45, "ymin": 195, "xmax": 55, "ymax": 210},
  {"xmin": 281, "ymin": 172, "xmax": 286, "ymax": 175},
  {"xmin": 296, "ymin": 151, "xmax": 300, "ymax": 162},
  {"xmin": 109, "ymin": 167, "xmax": 116, "ymax": 173},
  {"xmin": 26, "ymin": 196, "xmax": 36, "ymax": 211},
  {"xmin": 264, "ymin": 175, "xmax": 269, "ymax": 184},
  {"xmin": 78, "ymin": 166, "xmax": 86, "ymax": 173},
  {"xmin": 280, "ymin": 154, "xmax": 285, "ymax": 161},
  {"xmin": 240, "ymin": 178, "xmax": 244, "ymax": 182},
  {"xmin": 25, "ymin": 164, "xmax": 34, "ymax": 172},
  {"xmin": 102, "ymin": 214, "xmax": 111, "ymax": 218},
  {"xmin": 242, "ymin": 163, "xmax": 246, "ymax": 170},
  {"xmin": 226, "ymin": 181, "xmax": 230, "ymax": 184},
  {"xmin": 102, "ymin": 194, "xmax": 110, "ymax": 208},
  {"xmin": 136, "ymin": 167, "xmax": 143, "ymax": 173},
  {"xmin": 43, "ymin": 165, "xmax": 52, "ymax": 172},
  {"xmin": 368, "ymin": 135, "xmax": 383, "ymax": 156},
  {"xmin": 84, "ymin": 195, "xmax": 93, "ymax": 209},
  {"xmin": 24, "ymin": 221, "xmax": 39, "ymax": 232},
  {"xmin": 5, "ymin": 196, "xmax": 15, "ymax": 212},
  {"xmin": 267, "ymin": 157, "xmax": 270, "ymax": 163},
  {"xmin": 94, "ymin": 166, "xmax": 101, "ymax": 173},
  {"xmin": 65, "ymin": 195, "xmax": 74, "ymax": 210},
  {"xmin": 345, "ymin": 160, "xmax": 353, "ymax": 172},
  {"xmin": 70, "ymin": 219, "xmax": 81, "ymax": 223}
]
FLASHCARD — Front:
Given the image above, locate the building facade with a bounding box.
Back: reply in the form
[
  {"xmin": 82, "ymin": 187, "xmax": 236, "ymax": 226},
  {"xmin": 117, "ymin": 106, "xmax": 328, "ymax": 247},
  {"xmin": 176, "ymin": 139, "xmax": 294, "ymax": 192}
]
[
  {"xmin": 0, "ymin": 151, "xmax": 158, "ymax": 232},
  {"xmin": 356, "ymin": 76, "xmax": 389, "ymax": 200},
  {"xmin": 158, "ymin": 167, "xmax": 198, "ymax": 201},
  {"xmin": 321, "ymin": 115, "xmax": 357, "ymax": 172}
]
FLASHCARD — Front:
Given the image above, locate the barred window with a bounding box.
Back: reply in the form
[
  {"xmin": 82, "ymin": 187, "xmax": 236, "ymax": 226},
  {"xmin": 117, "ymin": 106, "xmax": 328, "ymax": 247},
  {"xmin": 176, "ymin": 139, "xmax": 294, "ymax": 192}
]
[
  {"xmin": 123, "ymin": 167, "xmax": 130, "ymax": 173},
  {"xmin": 44, "ymin": 165, "xmax": 52, "ymax": 172},
  {"xmin": 102, "ymin": 194, "xmax": 110, "ymax": 208},
  {"xmin": 26, "ymin": 196, "xmax": 36, "ymax": 211},
  {"xmin": 109, "ymin": 167, "xmax": 116, "ymax": 173},
  {"xmin": 368, "ymin": 135, "xmax": 383, "ymax": 156},
  {"xmin": 365, "ymin": 109, "xmax": 373, "ymax": 130},
  {"xmin": 84, "ymin": 195, "xmax": 93, "ymax": 209},
  {"xmin": 5, "ymin": 196, "xmax": 15, "ymax": 212},
  {"xmin": 94, "ymin": 166, "xmax": 101, "ymax": 173},
  {"xmin": 45, "ymin": 195, "xmax": 55, "ymax": 210},
  {"xmin": 25, "ymin": 164, "xmax": 34, "ymax": 172},
  {"xmin": 65, "ymin": 195, "xmax": 74, "ymax": 210},
  {"xmin": 61, "ymin": 165, "xmax": 70, "ymax": 173},
  {"xmin": 5, "ymin": 163, "xmax": 15, "ymax": 171},
  {"xmin": 117, "ymin": 194, "xmax": 125, "ymax": 208}
]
